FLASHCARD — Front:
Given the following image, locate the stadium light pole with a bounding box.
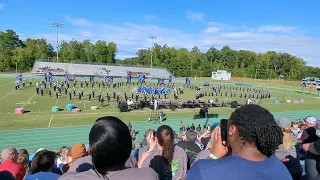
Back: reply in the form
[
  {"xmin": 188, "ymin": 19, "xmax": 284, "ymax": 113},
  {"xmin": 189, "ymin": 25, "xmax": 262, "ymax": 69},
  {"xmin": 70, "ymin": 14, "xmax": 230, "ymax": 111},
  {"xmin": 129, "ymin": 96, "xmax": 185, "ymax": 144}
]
[
  {"xmin": 51, "ymin": 22, "xmax": 64, "ymax": 63},
  {"xmin": 149, "ymin": 35, "xmax": 156, "ymax": 68}
]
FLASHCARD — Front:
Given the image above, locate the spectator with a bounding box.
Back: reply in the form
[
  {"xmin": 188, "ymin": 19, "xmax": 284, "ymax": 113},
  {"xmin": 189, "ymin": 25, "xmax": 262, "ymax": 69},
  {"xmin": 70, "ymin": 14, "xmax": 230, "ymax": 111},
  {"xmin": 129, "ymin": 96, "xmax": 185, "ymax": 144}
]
[
  {"xmin": 128, "ymin": 122, "xmax": 132, "ymax": 132},
  {"xmin": 290, "ymin": 122, "xmax": 300, "ymax": 137},
  {"xmin": 60, "ymin": 116, "xmax": 158, "ymax": 180},
  {"xmin": 191, "ymin": 123, "xmax": 195, "ymax": 131},
  {"xmin": 299, "ymin": 116, "xmax": 318, "ymax": 144},
  {"xmin": 26, "ymin": 150, "xmax": 60, "ymax": 180},
  {"xmin": 196, "ymin": 124, "xmax": 201, "ymax": 133},
  {"xmin": 0, "ymin": 147, "xmax": 26, "ymax": 180},
  {"xmin": 17, "ymin": 154, "xmax": 29, "ymax": 169},
  {"xmin": 138, "ymin": 125, "xmax": 187, "ymax": 180},
  {"xmin": 187, "ymin": 104, "xmax": 292, "ymax": 180},
  {"xmin": 302, "ymin": 137, "xmax": 320, "ymax": 180},
  {"xmin": 296, "ymin": 124, "xmax": 306, "ymax": 140},
  {"xmin": 18, "ymin": 149, "xmax": 30, "ymax": 168},
  {"xmin": 56, "ymin": 147, "xmax": 71, "ymax": 169},
  {"xmin": 176, "ymin": 130, "xmax": 201, "ymax": 170},
  {"xmin": 62, "ymin": 143, "xmax": 86, "ymax": 173},
  {"xmin": 275, "ymin": 117, "xmax": 302, "ymax": 180},
  {"xmin": 0, "ymin": 171, "xmax": 15, "ymax": 180},
  {"xmin": 139, "ymin": 129, "xmax": 157, "ymax": 161}
]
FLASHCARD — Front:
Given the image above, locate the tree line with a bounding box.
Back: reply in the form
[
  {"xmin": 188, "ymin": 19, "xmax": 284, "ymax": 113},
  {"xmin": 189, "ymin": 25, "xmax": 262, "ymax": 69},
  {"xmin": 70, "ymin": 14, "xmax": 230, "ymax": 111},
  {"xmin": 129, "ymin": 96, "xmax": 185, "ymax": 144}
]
[{"xmin": 1, "ymin": 29, "xmax": 319, "ymax": 80}]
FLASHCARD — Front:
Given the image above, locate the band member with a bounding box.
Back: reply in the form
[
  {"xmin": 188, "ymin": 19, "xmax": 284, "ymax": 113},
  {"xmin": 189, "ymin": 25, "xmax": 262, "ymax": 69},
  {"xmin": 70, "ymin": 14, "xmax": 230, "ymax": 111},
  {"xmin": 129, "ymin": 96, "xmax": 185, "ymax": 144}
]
[
  {"xmin": 92, "ymin": 88, "xmax": 95, "ymax": 98},
  {"xmin": 29, "ymin": 77, "xmax": 32, "ymax": 86},
  {"xmin": 56, "ymin": 89, "xmax": 59, "ymax": 99},
  {"xmin": 69, "ymin": 89, "xmax": 72, "ymax": 100},
  {"xmin": 81, "ymin": 88, "xmax": 84, "ymax": 97},
  {"xmin": 107, "ymin": 91, "xmax": 111, "ymax": 103},
  {"xmin": 15, "ymin": 83, "xmax": 18, "ymax": 90},
  {"xmin": 36, "ymin": 83, "xmax": 39, "ymax": 94},
  {"xmin": 22, "ymin": 78, "xmax": 25, "ymax": 87},
  {"xmin": 113, "ymin": 89, "xmax": 116, "ymax": 99},
  {"xmin": 65, "ymin": 87, "xmax": 67, "ymax": 95},
  {"xmin": 80, "ymin": 79, "xmax": 83, "ymax": 88},
  {"xmin": 44, "ymin": 82, "xmax": 47, "ymax": 89},
  {"xmin": 79, "ymin": 90, "xmax": 82, "ymax": 101},
  {"xmin": 91, "ymin": 81, "xmax": 94, "ymax": 88},
  {"xmin": 85, "ymin": 79, "xmax": 89, "ymax": 88},
  {"xmin": 98, "ymin": 89, "xmax": 102, "ymax": 102},
  {"xmin": 73, "ymin": 86, "xmax": 76, "ymax": 96},
  {"xmin": 100, "ymin": 96, "xmax": 105, "ymax": 107},
  {"xmin": 89, "ymin": 90, "xmax": 92, "ymax": 101},
  {"xmin": 48, "ymin": 86, "xmax": 52, "ymax": 97}
]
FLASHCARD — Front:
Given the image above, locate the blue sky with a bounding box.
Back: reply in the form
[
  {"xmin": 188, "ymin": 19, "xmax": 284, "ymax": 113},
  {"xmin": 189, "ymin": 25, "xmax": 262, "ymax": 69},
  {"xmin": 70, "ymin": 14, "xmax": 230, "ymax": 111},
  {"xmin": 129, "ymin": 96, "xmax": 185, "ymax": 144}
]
[{"xmin": 0, "ymin": 0, "xmax": 319, "ymax": 66}]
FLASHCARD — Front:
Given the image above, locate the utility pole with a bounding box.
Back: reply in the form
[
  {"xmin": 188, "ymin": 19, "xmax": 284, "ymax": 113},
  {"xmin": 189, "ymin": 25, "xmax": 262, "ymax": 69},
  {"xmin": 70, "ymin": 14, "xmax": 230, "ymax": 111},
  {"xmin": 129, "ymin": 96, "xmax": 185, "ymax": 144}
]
[
  {"xmin": 149, "ymin": 35, "xmax": 156, "ymax": 68},
  {"xmin": 51, "ymin": 22, "xmax": 64, "ymax": 63}
]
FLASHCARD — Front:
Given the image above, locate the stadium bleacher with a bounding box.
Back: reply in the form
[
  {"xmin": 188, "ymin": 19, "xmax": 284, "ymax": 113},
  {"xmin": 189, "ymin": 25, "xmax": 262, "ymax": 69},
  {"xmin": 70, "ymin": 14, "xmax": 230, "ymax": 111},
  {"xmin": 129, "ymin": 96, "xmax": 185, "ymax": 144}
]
[{"xmin": 31, "ymin": 61, "xmax": 173, "ymax": 78}]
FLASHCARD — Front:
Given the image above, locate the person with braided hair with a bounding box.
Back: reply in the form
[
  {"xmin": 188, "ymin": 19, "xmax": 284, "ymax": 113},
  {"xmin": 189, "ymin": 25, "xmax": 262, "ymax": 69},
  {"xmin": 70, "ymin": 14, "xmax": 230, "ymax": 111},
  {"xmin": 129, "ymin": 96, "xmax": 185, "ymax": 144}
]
[{"xmin": 187, "ymin": 104, "xmax": 292, "ymax": 180}]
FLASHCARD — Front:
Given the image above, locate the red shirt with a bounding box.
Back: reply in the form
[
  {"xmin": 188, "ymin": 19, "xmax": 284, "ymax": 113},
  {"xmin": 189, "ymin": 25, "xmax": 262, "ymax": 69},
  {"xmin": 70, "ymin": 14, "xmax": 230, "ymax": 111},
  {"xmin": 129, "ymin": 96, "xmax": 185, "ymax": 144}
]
[{"xmin": 0, "ymin": 160, "xmax": 26, "ymax": 180}]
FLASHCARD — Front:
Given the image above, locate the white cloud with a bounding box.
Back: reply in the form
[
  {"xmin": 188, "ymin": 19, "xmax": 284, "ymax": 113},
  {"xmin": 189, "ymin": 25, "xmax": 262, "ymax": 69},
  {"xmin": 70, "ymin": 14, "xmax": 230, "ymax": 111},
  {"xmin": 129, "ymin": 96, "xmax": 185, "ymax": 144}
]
[
  {"xmin": 23, "ymin": 19, "xmax": 320, "ymax": 66},
  {"xmin": 257, "ymin": 25, "xmax": 295, "ymax": 33},
  {"xmin": 65, "ymin": 16, "xmax": 94, "ymax": 27},
  {"xmin": 0, "ymin": 4, "xmax": 4, "ymax": 9},
  {"xmin": 186, "ymin": 10, "xmax": 206, "ymax": 23},
  {"xmin": 143, "ymin": 15, "xmax": 155, "ymax": 21},
  {"xmin": 203, "ymin": 27, "xmax": 220, "ymax": 33}
]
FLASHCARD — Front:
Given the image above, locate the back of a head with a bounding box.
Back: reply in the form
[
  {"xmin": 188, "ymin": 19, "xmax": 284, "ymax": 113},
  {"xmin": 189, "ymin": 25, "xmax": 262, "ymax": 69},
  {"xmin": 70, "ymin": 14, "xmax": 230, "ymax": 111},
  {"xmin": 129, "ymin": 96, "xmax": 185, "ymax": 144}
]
[
  {"xmin": 229, "ymin": 104, "xmax": 283, "ymax": 157},
  {"xmin": 157, "ymin": 125, "xmax": 174, "ymax": 163},
  {"xmin": 89, "ymin": 116, "xmax": 132, "ymax": 176},
  {"xmin": 18, "ymin": 149, "xmax": 29, "ymax": 156},
  {"xmin": 71, "ymin": 143, "xmax": 86, "ymax": 161},
  {"xmin": 1, "ymin": 148, "xmax": 18, "ymax": 161},
  {"xmin": 29, "ymin": 150, "xmax": 56, "ymax": 174},
  {"xmin": 186, "ymin": 130, "xmax": 197, "ymax": 144}
]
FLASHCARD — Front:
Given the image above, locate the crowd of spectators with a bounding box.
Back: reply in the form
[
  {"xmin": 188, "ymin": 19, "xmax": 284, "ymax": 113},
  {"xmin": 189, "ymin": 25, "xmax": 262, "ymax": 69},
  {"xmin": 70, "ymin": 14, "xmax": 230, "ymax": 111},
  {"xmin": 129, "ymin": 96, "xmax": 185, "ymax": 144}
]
[{"xmin": 0, "ymin": 104, "xmax": 319, "ymax": 180}]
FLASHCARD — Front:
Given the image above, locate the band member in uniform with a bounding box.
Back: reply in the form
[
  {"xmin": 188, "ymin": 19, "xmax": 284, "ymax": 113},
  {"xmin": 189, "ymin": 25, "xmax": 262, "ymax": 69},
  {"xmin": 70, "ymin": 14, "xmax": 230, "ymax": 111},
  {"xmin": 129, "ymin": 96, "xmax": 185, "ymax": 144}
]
[
  {"xmin": 15, "ymin": 83, "xmax": 18, "ymax": 90},
  {"xmin": 56, "ymin": 89, "xmax": 59, "ymax": 99},
  {"xmin": 86, "ymin": 79, "xmax": 89, "ymax": 88},
  {"xmin": 98, "ymin": 89, "xmax": 102, "ymax": 102},
  {"xmin": 80, "ymin": 79, "xmax": 83, "ymax": 88},
  {"xmin": 36, "ymin": 83, "xmax": 39, "ymax": 94},
  {"xmin": 65, "ymin": 87, "xmax": 68, "ymax": 95},
  {"xmin": 107, "ymin": 91, "xmax": 111, "ymax": 103},
  {"xmin": 100, "ymin": 96, "xmax": 105, "ymax": 107},
  {"xmin": 29, "ymin": 77, "xmax": 32, "ymax": 86},
  {"xmin": 92, "ymin": 88, "xmax": 95, "ymax": 98},
  {"xmin": 113, "ymin": 89, "xmax": 116, "ymax": 99},
  {"xmin": 79, "ymin": 90, "xmax": 82, "ymax": 100},
  {"xmin": 89, "ymin": 90, "xmax": 92, "ymax": 101},
  {"xmin": 91, "ymin": 81, "xmax": 94, "ymax": 88},
  {"xmin": 69, "ymin": 89, "xmax": 72, "ymax": 100},
  {"xmin": 81, "ymin": 88, "xmax": 84, "ymax": 97},
  {"xmin": 22, "ymin": 78, "xmax": 25, "ymax": 87},
  {"xmin": 48, "ymin": 86, "xmax": 52, "ymax": 96},
  {"xmin": 73, "ymin": 86, "xmax": 76, "ymax": 96}
]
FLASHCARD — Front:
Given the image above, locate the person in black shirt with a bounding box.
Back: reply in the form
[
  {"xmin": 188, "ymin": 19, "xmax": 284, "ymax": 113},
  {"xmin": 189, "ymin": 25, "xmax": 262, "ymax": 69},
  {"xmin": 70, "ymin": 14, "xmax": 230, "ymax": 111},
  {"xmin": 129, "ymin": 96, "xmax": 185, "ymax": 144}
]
[
  {"xmin": 300, "ymin": 117, "xmax": 318, "ymax": 144},
  {"xmin": 176, "ymin": 130, "xmax": 201, "ymax": 170},
  {"xmin": 69, "ymin": 90, "xmax": 72, "ymax": 100}
]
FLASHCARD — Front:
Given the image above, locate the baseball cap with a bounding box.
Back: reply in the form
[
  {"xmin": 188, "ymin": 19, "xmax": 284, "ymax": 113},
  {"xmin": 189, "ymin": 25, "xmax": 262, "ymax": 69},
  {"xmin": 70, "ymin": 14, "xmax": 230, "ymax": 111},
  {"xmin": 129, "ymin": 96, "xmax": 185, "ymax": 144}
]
[
  {"xmin": 275, "ymin": 117, "xmax": 291, "ymax": 129},
  {"xmin": 305, "ymin": 116, "xmax": 317, "ymax": 124},
  {"xmin": 36, "ymin": 148, "xmax": 45, "ymax": 153}
]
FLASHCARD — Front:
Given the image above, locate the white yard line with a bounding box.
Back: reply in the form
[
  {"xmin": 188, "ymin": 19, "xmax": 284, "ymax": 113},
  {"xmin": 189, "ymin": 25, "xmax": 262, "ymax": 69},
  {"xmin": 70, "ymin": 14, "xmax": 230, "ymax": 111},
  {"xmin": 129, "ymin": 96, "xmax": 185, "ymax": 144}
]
[
  {"xmin": 0, "ymin": 91, "xmax": 15, "ymax": 101},
  {"xmin": 55, "ymin": 98, "xmax": 59, "ymax": 106},
  {"xmin": 48, "ymin": 115, "xmax": 54, "ymax": 127},
  {"xmin": 0, "ymin": 82, "xmax": 13, "ymax": 88},
  {"xmin": 21, "ymin": 93, "xmax": 37, "ymax": 108},
  {"xmin": 110, "ymin": 103, "xmax": 115, "ymax": 109}
]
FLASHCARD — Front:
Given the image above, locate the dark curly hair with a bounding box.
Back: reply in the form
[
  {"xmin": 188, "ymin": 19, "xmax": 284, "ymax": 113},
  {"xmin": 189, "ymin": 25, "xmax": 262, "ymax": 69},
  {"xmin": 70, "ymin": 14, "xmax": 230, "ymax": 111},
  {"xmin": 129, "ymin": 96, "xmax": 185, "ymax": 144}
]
[{"xmin": 229, "ymin": 104, "xmax": 283, "ymax": 157}]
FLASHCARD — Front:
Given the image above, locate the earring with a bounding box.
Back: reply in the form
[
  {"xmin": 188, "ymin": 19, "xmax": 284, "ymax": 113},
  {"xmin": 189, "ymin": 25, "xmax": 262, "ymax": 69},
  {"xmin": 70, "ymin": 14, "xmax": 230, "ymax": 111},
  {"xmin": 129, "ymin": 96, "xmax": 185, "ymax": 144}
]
[{"xmin": 229, "ymin": 132, "xmax": 232, "ymax": 136}]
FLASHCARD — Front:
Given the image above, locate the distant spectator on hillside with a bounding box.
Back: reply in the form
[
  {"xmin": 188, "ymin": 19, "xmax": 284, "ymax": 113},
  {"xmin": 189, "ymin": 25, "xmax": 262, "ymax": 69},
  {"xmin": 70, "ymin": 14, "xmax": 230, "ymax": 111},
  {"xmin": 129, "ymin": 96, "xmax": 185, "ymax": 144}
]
[
  {"xmin": 60, "ymin": 116, "xmax": 158, "ymax": 180},
  {"xmin": 0, "ymin": 147, "xmax": 26, "ymax": 180},
  {"xmin": 187, "ymin": 105, "xmax": 292, "ymax": 180},
  {"xmin": 26, "ymin": 150, "xmax": 60, "ymax": 180},
  {"xmin": 62, "ymin": 143, "xmax": 86, "ymax": 173}
]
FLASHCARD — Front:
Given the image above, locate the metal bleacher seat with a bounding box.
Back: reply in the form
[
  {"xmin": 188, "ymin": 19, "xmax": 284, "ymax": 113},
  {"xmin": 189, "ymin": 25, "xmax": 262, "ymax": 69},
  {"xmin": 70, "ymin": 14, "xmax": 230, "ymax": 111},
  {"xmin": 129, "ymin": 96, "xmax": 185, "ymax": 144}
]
[{"xmin": 32, "ymin": 61, "xmax": 173, "ymax": 78}]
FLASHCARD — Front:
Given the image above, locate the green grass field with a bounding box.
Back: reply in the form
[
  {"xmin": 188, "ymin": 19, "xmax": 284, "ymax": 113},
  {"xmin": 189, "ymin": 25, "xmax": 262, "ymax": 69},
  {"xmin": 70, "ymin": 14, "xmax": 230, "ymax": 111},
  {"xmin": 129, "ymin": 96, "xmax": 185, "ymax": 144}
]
[{"xmin": 0, "ymin": 75, "xmax": 319, "ymax": 153}]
